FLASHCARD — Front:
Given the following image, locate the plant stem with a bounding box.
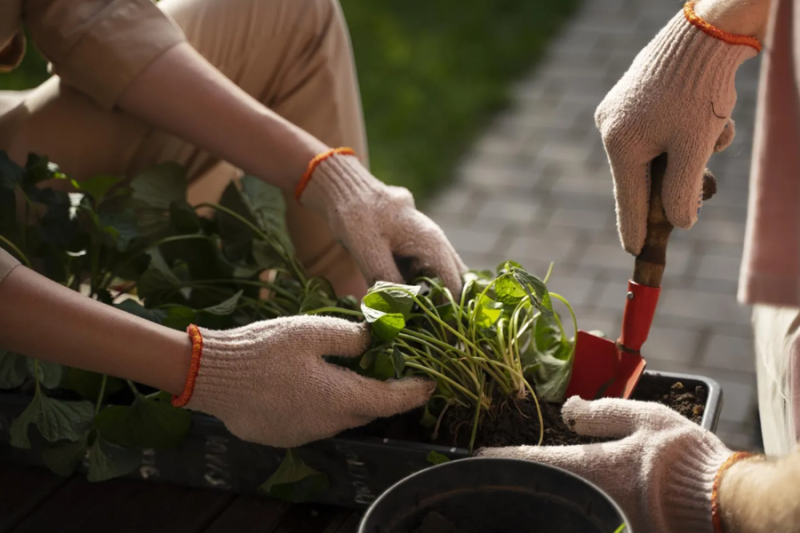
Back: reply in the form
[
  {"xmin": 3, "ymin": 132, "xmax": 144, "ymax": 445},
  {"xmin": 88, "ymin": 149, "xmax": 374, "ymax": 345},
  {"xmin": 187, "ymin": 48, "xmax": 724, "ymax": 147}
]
[
  {"xmin": 95, "ymin": 375, "xmax": 108, "ymax": 415},
  {"xmin": 303, "ymin": 307, "xmax": 364, "ymax": 318},
  {"xmin": 127, "ymin": 380, "xmax": 141, "ymax": 398},
  {"xmin": 0, "ymin": 234, "xmax": 33, "ymax": 268},
  {"xmin": 468, "ymin": 374, "xmax": 485, "ymax": 454},
  {"xmin": 404, "ymin": 362, "xmax": 481, "ymax": 403},
  {"xmin": 33, "ymin": 360, "xmax": 41, "ymax": 396}
]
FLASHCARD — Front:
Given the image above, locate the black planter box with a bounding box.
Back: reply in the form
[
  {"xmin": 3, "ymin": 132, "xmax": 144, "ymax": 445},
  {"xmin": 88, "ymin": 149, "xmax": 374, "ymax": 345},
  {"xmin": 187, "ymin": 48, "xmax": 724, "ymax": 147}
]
[{"xmin": 0, "ymin": 370, "xmax": 722, "ymax": 509}]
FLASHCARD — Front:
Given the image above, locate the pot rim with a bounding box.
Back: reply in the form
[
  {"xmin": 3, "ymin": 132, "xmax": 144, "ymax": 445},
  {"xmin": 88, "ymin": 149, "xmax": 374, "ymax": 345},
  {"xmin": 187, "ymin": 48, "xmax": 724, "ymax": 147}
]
[{"xmin": 358, "ymin": 456, "xmax": 632, "ymax": 533}]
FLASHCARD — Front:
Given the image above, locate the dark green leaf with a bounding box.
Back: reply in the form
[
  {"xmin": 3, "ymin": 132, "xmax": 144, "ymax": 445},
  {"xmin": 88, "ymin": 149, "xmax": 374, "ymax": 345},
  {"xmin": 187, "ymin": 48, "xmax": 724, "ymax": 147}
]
[
  {"xmin": 170, "ymin": 200, "xmax": 201, "ymax": 234},
  {"xmin": 162, "ymin": 306, "xmax": 196, "ymax": 331},
  {"xmin": 87, "ymin": 434, "xmax": 143, "ymax": 482},
  {"xmin": 259, "ymin": 449, "xmax": 329, "ymax": 503},
  {"xmin": 363, "ymin": 282, "xmax": 420, "ymax": 319},
  {"xmin": 526, "ymin": 343, "xmax": 573, "ymax": 403},
  {"xmin": 474, "ymin": 295, "xmax": 503, "ymax": 329},
  {"xmin": 0, "ymin": 150, "xmax": 24, "ymax": 189},
  {"xmin": 114, "ymin": 299, "xmax": 167, "ymax": 324},
  {"xmin": 66, "ymin": 369, "xmax": 125, "ymax": 401},
  {"xmin": 131, "ymin": 163, "xmax": 187, "ymax": 210},
  {"xmin": 10, "ymin": 393, "xmax": 94, "ymax": 449},
  {"xmin": 202, "ymin": 290, "xmax": 243, "ymax": 316},
  {"xmin": 24, "ymin": 154, "xmax": 65, "ymax": 185},
  {"xmin": 426, "ymin": 450, "xmax": 450, "ymax": 465},
  {"xmin": 391, "ymin": 346, "xmax": 405, "ymax": 378},
  {"xmin": 42, "ymin": 433, "xmax": 88, "ymax": 476},
  {"xmin": 494, "ymin": 274, "xmax": 525, "ymax": 304},
  {"xmin": 26, "ymin": 358, "xmax": 64, "ymax": 389},
  {"xmin": 0, "ymin": 188, "xmax": 16, "ymax": 230},
  {"xmin": 513, "ymin": 269, "xmax": 553, "ymax": 314},
  {"xmin": 0, "ymin": 351, "xmax": 27, "ymax": 389},
  {"xmin": 361, "ymin": 307, "xmax": 405, "ymax": 342},
  {"xmin": 136, "ymin": 249, "xmax": 184, "ymax": 302},
  {"xmin": 98, "ymin": 209, "xmax": 138, "ymax": 252},
  {"xmin": 75, "ymin": 174, "xmax": 123, "ymax": 205},
  {"xmin": 240, "ymin": 176, "xmax": 294, "ymax": 256},
  {"xmin": 420, "ymin": 402, "xmax": 437, "ymax": 428},
  {"xmin": 93, "ymin": 391, "xmax": 191, "ymax": 450}
]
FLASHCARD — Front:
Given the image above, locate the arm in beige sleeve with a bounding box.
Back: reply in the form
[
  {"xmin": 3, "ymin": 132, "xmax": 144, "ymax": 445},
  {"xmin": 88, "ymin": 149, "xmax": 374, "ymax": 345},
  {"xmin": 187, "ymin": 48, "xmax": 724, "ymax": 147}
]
[
  {"xmin": 0, "ymin": 249, "xmax": 192, "ymax": 395},
  {"xmin": 719, "ymin": 449, "xmax": 800, "ymax": 533},
  {"xmin": 695, "ymin": 0, "xmax": 773, "ymax": 40}
]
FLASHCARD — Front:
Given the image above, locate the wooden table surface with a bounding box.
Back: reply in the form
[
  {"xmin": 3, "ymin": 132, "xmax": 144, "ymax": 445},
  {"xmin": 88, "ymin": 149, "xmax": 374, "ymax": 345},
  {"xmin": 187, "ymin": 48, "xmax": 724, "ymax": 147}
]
[{"xmin": 0, "ymin": 461, "xmax": 362, "ymax": 533}]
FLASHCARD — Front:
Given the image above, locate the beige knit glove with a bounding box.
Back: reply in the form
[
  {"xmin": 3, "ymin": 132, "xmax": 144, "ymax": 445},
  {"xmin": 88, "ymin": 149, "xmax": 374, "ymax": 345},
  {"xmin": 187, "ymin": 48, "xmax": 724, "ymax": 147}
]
[
  {"xmin": 595, "ymin": 2, "xmax": 760, "ymax": 254},
  {"xmin": 172, "ymin": 316, "xmax": 434, "ymax": 448},
  {"xmin": 478, "ymin": 397, "xmax": 756, "ymax": 533},
  {"xmin": 298, "ymin": 150, "xmax": 467, "ymax": 296}
]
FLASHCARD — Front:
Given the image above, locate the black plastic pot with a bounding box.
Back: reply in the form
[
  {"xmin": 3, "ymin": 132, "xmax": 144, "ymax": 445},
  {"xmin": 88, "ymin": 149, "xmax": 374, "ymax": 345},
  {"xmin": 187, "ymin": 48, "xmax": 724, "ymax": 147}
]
[
  {"xmin": 359, "ymin": 458, "xmax": 631, "ymax": 533},
  {"xmin": 0, "ymin": 370, "xmax": 721, "ymax": 510}
]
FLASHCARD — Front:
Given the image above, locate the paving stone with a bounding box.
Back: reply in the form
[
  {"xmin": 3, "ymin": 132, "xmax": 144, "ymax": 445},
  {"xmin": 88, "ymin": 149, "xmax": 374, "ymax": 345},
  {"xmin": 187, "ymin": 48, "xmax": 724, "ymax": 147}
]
[
  {"xmin": 658, "ymin": 288, "xmax": 752, "ymax": 327},
  {"xmin": 643, "ymin": 326, "xmax": 703, "ymax": 363},
  {"xmin": 477, "ymin": 197, "xmax": 543, "ymax": 225},
  {"xmin": 716, "ymin": 378, "xmax": 758, "ymax": 426},
  {"xmin": 695, "ymin": 252, "xmax": 744, "ymax": 283},
  {"xmin": 505, "ymin": 234, "xmax": 578, "ymax": 266},
  {"xmin": 547, "ymin": 207, "xmax": 611, "ymax": 232}
]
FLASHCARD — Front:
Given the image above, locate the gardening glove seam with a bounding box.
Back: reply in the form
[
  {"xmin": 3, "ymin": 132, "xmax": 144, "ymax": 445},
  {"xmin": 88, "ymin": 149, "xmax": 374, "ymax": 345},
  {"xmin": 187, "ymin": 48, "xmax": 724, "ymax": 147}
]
[
  {"xmin": 299, "ymin": 152, "xmax": 467, "ymax": 296},
  {"xmin": 595, "ymin": 1, "xmax": 759, "ymax": 255}
]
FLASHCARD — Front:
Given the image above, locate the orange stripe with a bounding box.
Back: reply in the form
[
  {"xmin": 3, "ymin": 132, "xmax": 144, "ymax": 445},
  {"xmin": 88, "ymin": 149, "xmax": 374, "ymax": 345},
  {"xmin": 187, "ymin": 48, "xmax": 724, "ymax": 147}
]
[
  {"xmin": 684, "ymin": 2, "xmax": 762, "ymax": 53},
  {"xmin": 294, "ymin": 147, "xmax": 356, "ymax": 203},
  {"xmin": 711, "ymin": 451, "xmax": 756, "ymax": 533},
  {"xmin": 172, "ymin": 325, "xmax": 204, "ymax": 407}
]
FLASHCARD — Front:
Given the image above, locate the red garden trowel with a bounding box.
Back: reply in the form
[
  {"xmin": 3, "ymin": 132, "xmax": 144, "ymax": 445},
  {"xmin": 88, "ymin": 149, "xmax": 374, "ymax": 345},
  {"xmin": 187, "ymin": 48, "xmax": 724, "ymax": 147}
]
[{"xmin": 564, "ymin": 154, "xmax": 717, "ymax": 400}]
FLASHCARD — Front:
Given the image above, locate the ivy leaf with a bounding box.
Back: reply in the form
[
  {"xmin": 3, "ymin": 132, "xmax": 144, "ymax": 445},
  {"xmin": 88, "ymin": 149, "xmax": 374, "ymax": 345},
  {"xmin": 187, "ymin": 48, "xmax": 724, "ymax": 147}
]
[
  {"xmin": 115, "ymin": 299, "xmax": 168, "ymax": 324},
  {"xmin": 474, "ymin": 295, "xmax": 503, "ymax": 329},
  {"xmin": 42, "ymin": 433, "xmax": 89, "ymax": 476},
  {"xmin": 66, "ymin": 369, "xmax": 125, "ymax": 401},
  {"xmin": 427, "ymin": 451, "xmax": 450, "ymax": 465},
  {"xmin": 259, "ymin": 449, "xmax": 329, "ymax": 503},
  {"xmin": 75, "ymin": 174, "xmax": 123, "ymax": 205},
  {"xmin": 98, "ymin": 210, "xmax": 139, "ymax": 252},
  {"xmin": 169, "ymin": 200, "xmax": 201, "ymax": 235},
  {"xmin": 0, "ymin": 350, "xmax": 27, "ymax": 389},
  {"xmin": 93, "ymin": 391, "xmax": 191, "ymax": 450},
  {"xmin": 162, "ymin": 306, "xmax": 196, "ymax": 331},
  {"xmin": 130, "ymin": 162, "xmax": 187, "ymax": 236},
  {"xmin": 201, "ymin": 290, "xmax": 243, "ymax": 316},
  {"xmin": 10, "ymin": 393, "xmax": 94, "ymax": 449},
  {"xmin": 87, "ymin": 434, "xmax": 143, "ymax": 482},
  {"xmin": 0, "ymin": 150, "xmax": 24, "ymax": 189},
  {"xmin": 25, "ymin": 359, "xmax": 64, "ymax": 389}
]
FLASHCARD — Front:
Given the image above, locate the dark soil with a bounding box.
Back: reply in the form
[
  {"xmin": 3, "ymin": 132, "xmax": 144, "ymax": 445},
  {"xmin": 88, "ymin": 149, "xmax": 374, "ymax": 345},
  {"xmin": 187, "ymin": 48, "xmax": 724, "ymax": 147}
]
[{"xmin": 353, "ymin": 376, "xmax": 708, "ymax": 449}]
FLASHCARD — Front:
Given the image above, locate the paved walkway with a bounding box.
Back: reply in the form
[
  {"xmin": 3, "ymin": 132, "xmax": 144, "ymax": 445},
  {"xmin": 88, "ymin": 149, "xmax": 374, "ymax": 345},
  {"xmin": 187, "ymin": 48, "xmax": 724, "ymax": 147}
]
[{"xmin": 427, "ymin": 0, "xmax": 762, "ymax": 450}]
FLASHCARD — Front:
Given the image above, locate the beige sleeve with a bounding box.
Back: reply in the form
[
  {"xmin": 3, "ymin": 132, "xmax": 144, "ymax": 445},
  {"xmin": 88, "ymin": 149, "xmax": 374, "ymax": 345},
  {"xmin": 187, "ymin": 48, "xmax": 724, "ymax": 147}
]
[
  {"xmin": 22, "ymin": 0, "xmax": 187, "ymax": 110},
  {"xmin": 0, "ymin": 248, "xmax": 22, "ymax": 287},
  {"xmin": 0, "ymin": 1, "xmax": 25, "ymax": 73}
]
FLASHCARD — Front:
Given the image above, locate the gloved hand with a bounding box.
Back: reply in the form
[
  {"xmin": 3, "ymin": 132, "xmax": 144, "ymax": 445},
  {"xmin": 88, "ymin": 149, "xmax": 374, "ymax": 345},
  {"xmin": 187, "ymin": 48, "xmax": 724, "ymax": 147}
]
[
  {"xmin": 297, "ymin": 149, "xmax": 467, "ymax": 297},
  {"xmin": 477, "ymin": 397, "xmax": 759, "ymax": 533},
  {"xmin": 595, "ymin": 1, "xmax": 760, "ymax": 254},
  {"xmin": 172, "ymin": 315, "xmax": 434, "ymax": 448}
]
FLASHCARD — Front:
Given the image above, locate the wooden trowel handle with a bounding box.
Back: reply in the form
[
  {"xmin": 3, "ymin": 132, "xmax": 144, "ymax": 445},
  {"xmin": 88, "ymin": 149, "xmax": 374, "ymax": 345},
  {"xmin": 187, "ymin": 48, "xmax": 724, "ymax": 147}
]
[{"xmin": 632, "ymin": 154, "xmax": 718, "ymax": 288}]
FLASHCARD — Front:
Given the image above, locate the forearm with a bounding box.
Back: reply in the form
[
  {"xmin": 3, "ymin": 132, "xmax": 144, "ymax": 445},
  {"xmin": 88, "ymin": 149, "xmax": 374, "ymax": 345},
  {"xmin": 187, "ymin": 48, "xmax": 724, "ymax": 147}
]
[
  {"xmin": 0, "ymin": 267, "xmax": 192, "ymax": 396},
  {"xmin": 118, "ymin": 43, "xmax": 329, "ymax": 194},
  {"xmin": 719, "ymin": 451, "xmax": 800, "ymax": 533},
  {"xmin": 695, "ymin": 0, "xmax": 772, "ymax": 41}
]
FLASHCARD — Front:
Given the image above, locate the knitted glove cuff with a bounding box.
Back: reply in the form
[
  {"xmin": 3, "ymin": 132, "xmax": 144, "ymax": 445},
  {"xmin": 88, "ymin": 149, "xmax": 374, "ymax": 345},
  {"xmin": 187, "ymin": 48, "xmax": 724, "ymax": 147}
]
[
  {"xmin": 634, "ymin": 3, "xmax": 758, "ymax": 95},
  {"xmin": 297, "ymin": 151, "xmax": 382, "ymax": 213},
  {"xmin": 663, "ymin": 436, "xmax": 751, "ymax": 533}
]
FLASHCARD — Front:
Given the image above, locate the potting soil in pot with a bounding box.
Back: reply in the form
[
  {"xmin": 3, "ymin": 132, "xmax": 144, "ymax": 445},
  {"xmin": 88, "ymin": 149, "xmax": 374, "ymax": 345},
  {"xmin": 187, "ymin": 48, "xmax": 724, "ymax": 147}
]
[{"xmin": 356, "ymin": 379, "xmax": 706, "ymax": 449}]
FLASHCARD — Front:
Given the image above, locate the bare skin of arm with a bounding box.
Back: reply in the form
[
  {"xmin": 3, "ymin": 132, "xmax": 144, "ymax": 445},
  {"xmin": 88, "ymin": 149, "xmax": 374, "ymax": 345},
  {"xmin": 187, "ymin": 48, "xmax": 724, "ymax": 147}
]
[
  {"xmin": 0, "ymin": 266, "xmax": 192, "ymax": 396},
  {"xmin": 117, "ymin": 43, "xmax": 329, "ymax": 195}
]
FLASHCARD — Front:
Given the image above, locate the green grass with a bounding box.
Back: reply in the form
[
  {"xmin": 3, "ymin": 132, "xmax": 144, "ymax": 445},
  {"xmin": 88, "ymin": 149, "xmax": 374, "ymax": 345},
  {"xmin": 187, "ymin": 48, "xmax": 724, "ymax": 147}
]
[{"xmin": 2, "ymin": 0, "xmax": 580, "ymax": 204}]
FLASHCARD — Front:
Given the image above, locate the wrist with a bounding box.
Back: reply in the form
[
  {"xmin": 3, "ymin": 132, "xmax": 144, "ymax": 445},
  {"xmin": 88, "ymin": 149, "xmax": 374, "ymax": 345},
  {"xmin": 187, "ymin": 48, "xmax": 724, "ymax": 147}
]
[
  {"xmin": 295, "ymin": 150, "xmax": 380, "ymax": 214},
  {"xmin": 693, "ymin": 0, "xmax": 771, "ymax": 42}
]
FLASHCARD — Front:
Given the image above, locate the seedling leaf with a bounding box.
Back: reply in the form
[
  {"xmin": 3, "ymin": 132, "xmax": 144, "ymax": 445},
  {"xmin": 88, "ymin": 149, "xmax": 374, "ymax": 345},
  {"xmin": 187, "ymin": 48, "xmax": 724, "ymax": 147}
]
[
  {"xmin": 426, "ymin": 451, "xmax": 450, "ymax": 465},
  {"xmin": 259, "ymin": 449, "xmax": 329, "ymax": 503},
  {"xmin": 26, "ymin": 359, "xmax": 65, "ymax": 389},
  {"xmin": 0, "ymin": 351, "xmax": 27, "ymax": 389},
  {"xmin": 93, "ymin": 391, "xmax": 191, "ymax": 450},
  {"xmin": 202, "ymin": 290, "xmax": 243, "ymax": 316},
  {"xmin": 42, "ymin": 433, "xmax": 89, "ymax": 476},
  {"xmin": 10, "ymin": 393, "xmax": 94, "ymax": 449},
  {"xmin": 66, "ymin": 369, "xmax": 125, "ymax": 401},
  {"xmin": 87, "ymin": 434, "xmax": 143, "ymax": 482}
]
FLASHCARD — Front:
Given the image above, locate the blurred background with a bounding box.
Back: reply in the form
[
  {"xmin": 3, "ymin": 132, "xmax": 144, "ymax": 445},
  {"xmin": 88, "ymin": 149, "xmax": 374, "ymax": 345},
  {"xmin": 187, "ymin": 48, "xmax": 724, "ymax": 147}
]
[{"xmin": 1, "ymin": 0, "xmax": 762, "ymax": 451}]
